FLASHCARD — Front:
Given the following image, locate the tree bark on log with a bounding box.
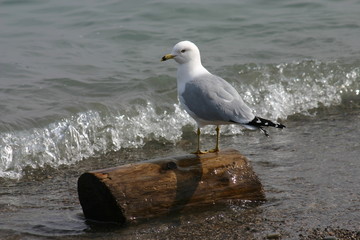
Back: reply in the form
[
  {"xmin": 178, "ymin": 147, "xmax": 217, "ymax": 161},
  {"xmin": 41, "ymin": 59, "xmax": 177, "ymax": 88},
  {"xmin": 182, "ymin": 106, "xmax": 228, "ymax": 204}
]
[{"xmin": 77, "ymin": 149, "xmax": 265, "ymax": 224}]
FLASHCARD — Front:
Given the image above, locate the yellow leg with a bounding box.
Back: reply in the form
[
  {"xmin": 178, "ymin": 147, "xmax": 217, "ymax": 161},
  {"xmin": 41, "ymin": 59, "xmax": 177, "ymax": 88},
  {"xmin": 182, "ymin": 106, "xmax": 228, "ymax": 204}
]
[
  {"xmin": 209, "ymin": 125, "xmax": 220, "ymax": 153},
  {"xmin": 192, "ymin": 128, "xmax": 207, "ymax": 154}
]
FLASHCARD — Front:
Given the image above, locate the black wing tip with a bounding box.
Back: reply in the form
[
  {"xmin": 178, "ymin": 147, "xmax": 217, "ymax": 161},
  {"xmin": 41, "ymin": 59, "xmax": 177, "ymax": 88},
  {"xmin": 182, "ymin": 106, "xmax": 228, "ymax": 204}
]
[
  {"xmin": 249, "ymin": 116, "xmax": 286, "ymax": 129},
  {"xmin": 275, "ymin": 123, "xmax": 286, "ymax": 129}
]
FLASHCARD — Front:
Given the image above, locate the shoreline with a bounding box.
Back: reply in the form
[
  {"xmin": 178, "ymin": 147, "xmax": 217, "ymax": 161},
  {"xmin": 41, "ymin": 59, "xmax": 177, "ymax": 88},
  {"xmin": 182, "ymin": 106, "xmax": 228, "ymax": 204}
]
[{"xmin": 0, "ymin": 108, "xmax": 359, "ymax": 239}]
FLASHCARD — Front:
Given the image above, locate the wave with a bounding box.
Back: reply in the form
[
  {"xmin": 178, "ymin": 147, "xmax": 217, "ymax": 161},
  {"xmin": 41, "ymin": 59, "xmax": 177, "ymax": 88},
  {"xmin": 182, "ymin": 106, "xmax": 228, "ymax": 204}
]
[
  {"xmin": 226, "ymin": 59, "xmax": 360, "ymax": 119},
  {"xmin": 0, "ymin": 59, "xmax": 359, "ymax": 179},
  {"xmin": 0, "ymin": 103, "xmax": 192, "ymax": 179}
]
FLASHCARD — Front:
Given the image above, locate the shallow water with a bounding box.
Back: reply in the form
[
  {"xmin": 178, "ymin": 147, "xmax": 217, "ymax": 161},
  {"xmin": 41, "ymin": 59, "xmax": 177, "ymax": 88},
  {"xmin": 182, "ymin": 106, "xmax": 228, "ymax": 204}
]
[
  {"xmin": 0, "ymin": 106, "xmax": 359, "ymax": 239},
  {"xmin": 0, "ymin": 0, "xmax": 360, "ymax": 239}
]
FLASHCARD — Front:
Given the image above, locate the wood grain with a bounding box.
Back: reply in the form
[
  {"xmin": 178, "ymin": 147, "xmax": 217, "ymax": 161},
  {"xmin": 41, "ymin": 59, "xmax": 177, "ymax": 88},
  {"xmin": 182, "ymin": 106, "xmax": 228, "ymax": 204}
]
[{"xmin": 78, "ymin": 149, "xmax": 265, "ymax": 223}]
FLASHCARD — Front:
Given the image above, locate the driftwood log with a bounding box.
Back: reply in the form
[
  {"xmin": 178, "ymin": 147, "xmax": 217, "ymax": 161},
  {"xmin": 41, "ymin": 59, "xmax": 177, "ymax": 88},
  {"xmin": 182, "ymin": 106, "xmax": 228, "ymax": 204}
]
[{"xmin": 78, "ymin": 149, "xmax": 265, "ymax": 224}]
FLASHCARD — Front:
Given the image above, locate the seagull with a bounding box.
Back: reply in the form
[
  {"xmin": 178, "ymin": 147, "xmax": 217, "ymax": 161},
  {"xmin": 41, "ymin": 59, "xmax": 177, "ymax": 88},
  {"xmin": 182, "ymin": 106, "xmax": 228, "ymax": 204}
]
[{"xmin": 161, "ymin": 40, "xmax": 285, "ymax": 154}]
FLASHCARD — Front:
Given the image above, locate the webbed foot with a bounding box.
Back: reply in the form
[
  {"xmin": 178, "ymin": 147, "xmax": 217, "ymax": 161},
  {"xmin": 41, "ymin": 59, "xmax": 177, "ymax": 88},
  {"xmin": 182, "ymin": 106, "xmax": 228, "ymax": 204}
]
[
  {"xmin": 192, "ymin": 149, "xmax": 208, "ymax": 154},
  {"xmin": 208, "ymin": 148, "xmax": 219, "ymax": 153}
]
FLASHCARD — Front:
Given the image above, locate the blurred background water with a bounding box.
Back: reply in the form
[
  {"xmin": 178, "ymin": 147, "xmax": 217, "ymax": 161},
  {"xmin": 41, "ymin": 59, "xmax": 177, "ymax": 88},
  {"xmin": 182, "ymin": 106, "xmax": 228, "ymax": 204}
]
[{"xmin": 0, "ymin": 0, "xmax": 359, "ymax": 239}]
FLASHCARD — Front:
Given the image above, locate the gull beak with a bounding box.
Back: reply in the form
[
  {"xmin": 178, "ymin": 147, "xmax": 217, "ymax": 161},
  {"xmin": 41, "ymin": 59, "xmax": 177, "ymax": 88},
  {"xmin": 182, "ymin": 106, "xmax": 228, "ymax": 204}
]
[{"xmin": 161, "ymin": 54, "xmax": 175, "ymax": 62}]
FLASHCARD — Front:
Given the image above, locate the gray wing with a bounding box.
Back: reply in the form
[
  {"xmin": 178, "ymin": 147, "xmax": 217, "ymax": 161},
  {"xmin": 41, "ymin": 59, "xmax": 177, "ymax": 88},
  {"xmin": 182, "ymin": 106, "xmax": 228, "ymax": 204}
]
[{"xmin": 181, "ymin": 73, "xmax": 255, "ymax": 124}]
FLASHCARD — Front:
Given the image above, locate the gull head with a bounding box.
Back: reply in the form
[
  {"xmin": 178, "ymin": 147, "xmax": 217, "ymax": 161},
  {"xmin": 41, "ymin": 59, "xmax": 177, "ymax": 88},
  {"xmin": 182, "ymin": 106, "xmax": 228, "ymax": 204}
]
[{"xmin": 161, "ymin": 41, "xmax": 201, "ymax": 65}]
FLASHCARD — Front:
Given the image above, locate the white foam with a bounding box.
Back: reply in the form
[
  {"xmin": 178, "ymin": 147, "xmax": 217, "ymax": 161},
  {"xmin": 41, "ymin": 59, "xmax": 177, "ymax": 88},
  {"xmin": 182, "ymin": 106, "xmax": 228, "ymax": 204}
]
[
  {"xmin": 0, "ymin": 103, "xmax": 192, "ymax": 179},
  {"xmin": 1, "ymin": 60, "xmax": 359, "ymax": 179},
  {"xmin": 236, "ymin": 60, "xmax": 359, "ymax": 119}
]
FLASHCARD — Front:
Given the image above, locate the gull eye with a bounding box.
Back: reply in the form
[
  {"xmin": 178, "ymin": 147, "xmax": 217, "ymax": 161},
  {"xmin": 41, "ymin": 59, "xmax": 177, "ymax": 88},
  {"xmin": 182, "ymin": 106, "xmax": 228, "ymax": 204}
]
[{"xmin": 180, "ymin": 49, "xmax": 186, "ymax": 53}]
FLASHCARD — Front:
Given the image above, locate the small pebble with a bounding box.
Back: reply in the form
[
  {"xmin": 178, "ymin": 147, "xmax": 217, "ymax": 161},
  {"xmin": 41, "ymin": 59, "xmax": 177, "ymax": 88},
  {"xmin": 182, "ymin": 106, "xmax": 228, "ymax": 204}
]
[
  {"xmin": 323, "ymin": 236, "xmax": 337, "ymax": 240},
  {"xmin": 266, "ymin": 232, "xmax": 281, "ymax": 239}
]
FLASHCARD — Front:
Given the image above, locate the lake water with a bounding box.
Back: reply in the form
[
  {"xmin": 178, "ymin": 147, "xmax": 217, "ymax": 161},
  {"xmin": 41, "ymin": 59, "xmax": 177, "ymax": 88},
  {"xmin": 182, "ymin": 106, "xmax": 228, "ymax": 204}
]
[{"xmin": 0, "ymin": 0, "xmax": 359, "ymax": 239}]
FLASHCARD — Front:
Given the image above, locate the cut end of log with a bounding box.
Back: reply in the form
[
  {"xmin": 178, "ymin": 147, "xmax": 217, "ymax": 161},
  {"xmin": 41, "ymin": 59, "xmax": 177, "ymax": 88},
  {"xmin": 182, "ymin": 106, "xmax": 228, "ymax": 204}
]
[
  {"xmin": 78, "ymin": 149, "xmax": 265, "ymax": 223},
  {"xmin": 77, "ymin": 173, "xmax": 126, "ymax": 223}
]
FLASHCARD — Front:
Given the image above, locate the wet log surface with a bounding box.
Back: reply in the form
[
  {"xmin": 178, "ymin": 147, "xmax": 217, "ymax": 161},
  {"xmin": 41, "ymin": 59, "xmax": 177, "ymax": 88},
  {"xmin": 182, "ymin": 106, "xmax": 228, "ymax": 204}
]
[{"xmin": 77, "ymin": 149, "xmax": 265, "ymax": 224}]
